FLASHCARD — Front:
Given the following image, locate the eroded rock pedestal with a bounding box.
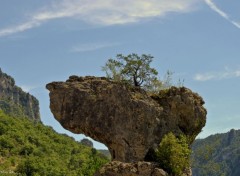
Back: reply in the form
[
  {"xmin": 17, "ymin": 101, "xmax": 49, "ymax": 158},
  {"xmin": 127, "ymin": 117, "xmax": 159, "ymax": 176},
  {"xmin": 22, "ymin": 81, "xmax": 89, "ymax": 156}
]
[{"xmin": 46, "ymin": 76, "xmax": 206, "ymax": 164}]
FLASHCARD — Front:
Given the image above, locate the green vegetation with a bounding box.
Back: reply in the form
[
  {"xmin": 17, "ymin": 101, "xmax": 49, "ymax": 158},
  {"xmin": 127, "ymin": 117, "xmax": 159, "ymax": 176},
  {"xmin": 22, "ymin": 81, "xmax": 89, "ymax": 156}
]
[
  {"xmin": 102, "ymin": 53, "xmax": 163, "ymax": 92},
  {"xmin": 102, "ymin": 53, "xmax": 184, "ymax": 93},
  {"xmin": 145, "ymin": 133, "xmax": 191, "ymax": 176},
  {"xmin": 154, "ymin": 133, "xmax": 191, "ymax": 176},
  {"xmin": 98, "ymin": 150, "xmax": 111, "ymax": 160},
  {"xmin": 0, "ymin": 111, "xmax": 109, "ymax": 176},
  {"xmin": 102, "ymin": 53, "xmax": 158, "ymax": 87},
  {"xmin": 0, "ymin": 98, "xmax": 26, "ymax": 119},
  {"xmin": 191, "ymin": 129, "xmax": 240, "ymax": 176}
]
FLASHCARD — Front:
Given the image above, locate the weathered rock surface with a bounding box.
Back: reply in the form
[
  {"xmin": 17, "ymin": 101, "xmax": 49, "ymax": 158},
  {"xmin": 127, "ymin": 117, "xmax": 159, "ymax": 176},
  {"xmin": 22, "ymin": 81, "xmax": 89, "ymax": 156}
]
[
  {"xmin": 0, "ymin": 68, "xmax": 40, "ymax": 121},
  {"xmin": 95, "ymin": 161, "xmax": 192, "ymax": 176},
  {"xmin": 94, "ymin": 161, "xmax": 168, "ymax": 176},
  {"xmin": 46, "ymin": 76, "xmax": 206, "ymax": 162}
]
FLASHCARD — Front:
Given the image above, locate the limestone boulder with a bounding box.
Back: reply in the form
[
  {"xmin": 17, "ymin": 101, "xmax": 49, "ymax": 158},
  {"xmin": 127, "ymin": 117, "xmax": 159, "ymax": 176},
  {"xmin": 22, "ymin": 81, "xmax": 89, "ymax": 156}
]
[{"xmin": 46, "ymin": 76, "xmax": 206, "ymax": 162}]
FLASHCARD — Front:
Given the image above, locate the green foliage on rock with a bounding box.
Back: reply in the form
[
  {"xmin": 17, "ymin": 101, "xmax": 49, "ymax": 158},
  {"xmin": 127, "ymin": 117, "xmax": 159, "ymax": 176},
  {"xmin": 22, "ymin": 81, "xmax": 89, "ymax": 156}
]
[
  {"xmin": 155, "ymin": 133, "xmax": 191, "ymax": 176},
  {"xmin": 0, "ymin": 111, "xmax": 109, "ymax": 176},
  {"xmin": 102, "ymin": 54, "xmax": 184, "ymax": 93},
  {"xmin": 102, "ymin": 53, "xmax": 162, "ymax": 91}
]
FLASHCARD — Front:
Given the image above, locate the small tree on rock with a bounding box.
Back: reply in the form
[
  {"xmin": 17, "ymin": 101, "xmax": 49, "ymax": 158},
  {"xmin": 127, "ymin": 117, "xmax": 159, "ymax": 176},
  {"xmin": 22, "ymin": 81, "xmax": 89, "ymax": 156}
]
[{"xmin": 102, "ymin": 53, "xmax": 160, "ymax": 89}]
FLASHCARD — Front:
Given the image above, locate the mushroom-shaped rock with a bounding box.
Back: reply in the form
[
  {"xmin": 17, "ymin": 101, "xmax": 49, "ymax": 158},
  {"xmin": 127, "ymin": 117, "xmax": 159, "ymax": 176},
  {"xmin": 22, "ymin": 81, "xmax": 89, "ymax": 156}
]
[{"xmin": 46, "ymin": 76, "xmax": 206, "ymax": 162}]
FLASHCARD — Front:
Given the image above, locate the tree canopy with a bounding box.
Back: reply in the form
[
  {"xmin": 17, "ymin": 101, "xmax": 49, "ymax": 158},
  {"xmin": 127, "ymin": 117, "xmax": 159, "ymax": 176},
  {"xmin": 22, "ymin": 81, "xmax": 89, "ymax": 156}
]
[
  {"xmin": 102, "ymin": 53, "xmax": 161, "ymax": 90},
  {"xmin": 102, "ymin": 53, "xmax": 185, "ymax": 93},
  {"xmin": 0, "ymin": 111, "xmax": 108, "ymax": 175}
]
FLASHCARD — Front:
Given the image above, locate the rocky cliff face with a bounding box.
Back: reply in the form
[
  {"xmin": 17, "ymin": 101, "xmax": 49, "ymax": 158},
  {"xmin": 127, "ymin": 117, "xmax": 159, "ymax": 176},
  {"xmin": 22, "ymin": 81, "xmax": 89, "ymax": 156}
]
[
  {"xmin": 0, "ymin": 68, "xmax": 40, "ymax": 121},
  {"xmin": 46, "ymin": 76, "xmax": 206, "ymax": 164}
]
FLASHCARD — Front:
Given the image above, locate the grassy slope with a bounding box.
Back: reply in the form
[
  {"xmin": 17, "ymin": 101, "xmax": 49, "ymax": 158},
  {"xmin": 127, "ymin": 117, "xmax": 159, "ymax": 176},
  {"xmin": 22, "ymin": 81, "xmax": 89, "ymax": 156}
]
[{"xmin": 0, "ymin": 111, "xmax": 109, "ymax": 176}]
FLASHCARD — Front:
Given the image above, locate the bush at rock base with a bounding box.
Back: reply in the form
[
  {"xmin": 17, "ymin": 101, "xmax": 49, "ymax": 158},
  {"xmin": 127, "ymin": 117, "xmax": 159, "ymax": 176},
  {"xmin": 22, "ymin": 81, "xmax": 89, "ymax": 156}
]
[{"xmin": 155, "ymin": 133, "xmax": 191, "ymax": 176}]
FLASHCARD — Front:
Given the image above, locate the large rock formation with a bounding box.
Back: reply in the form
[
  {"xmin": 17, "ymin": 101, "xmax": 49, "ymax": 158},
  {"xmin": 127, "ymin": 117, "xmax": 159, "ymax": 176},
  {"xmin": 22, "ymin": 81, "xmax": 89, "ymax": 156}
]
[
  {"xmin": 46, "ymin": 76, "xmax": 206, "ymax": 163},
  {"xmin": 0, "ymin": 68, "xmax": 40, "ymax": 121}
]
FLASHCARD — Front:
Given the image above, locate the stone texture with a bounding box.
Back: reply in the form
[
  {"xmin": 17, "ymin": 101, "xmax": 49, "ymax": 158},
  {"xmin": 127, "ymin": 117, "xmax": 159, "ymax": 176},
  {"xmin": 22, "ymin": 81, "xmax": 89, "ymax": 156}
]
[
  {"xmin": 46, "ymin": 76, "xmax": 206, "ymax": 162},
  {"xmin": 0, "ymin": 68, "xmax": 40, "ymax": 121},
  {"xmin": 94, "ymin": 161, "xmax": 167, "ymax": 176}
]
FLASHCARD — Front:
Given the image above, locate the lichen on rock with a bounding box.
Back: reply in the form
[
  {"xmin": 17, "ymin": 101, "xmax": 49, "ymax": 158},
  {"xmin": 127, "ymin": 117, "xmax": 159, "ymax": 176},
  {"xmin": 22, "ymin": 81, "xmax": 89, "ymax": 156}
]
[{"xmin": 46, "ymin": 76, "xmax": 206, "ymax": 165}]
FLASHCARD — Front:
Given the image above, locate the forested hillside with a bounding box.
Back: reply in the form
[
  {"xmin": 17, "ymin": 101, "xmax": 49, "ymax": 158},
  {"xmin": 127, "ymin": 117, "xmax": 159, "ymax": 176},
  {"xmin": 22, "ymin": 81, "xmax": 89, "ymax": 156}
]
[
  {"xmin": 0, "ymin": 111, "xmax": 109, "ymax": 176},
  {"xmin": 191, "ymin": 129, "xmax": 240, "ymax": 176}
]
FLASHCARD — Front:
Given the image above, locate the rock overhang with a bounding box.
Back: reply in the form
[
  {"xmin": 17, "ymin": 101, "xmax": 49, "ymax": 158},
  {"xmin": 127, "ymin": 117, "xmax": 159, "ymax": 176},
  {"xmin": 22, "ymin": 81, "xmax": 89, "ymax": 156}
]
[{"xmin": 46, "ymin": 76, "xmax": 207, "ymax": 162}]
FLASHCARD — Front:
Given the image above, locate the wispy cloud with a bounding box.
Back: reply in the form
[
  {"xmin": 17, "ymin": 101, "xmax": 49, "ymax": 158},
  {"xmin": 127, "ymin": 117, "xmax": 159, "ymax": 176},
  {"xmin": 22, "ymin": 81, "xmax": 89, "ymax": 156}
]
[
  {"xmin": 232, "ymin": 21, "xmax": 240, "ymax": 29},
  {"xmin": 0, "ymin": 21, "xmax": 41, "ymax": 37},
  {"xmin": 205, "ymin": 0, "xmax": 240, "ymax": 29},
  {"xmin": 194, "ymin": 67, "xmax": 240, "ymax": 81},
  {"xmin": 0, "ymin": 0, "xmax": 198, "ymax": 37},
  {"xmin": 70, "ymin": 42, "xmax": 120, "ymax": 52}
]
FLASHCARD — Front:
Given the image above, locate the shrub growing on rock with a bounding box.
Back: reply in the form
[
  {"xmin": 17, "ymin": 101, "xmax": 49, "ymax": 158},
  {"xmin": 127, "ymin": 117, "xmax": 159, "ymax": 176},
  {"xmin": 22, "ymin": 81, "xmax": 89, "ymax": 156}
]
[{"xmin": 155, "ymin": 132, "xmax": 191, "ymax": 176}]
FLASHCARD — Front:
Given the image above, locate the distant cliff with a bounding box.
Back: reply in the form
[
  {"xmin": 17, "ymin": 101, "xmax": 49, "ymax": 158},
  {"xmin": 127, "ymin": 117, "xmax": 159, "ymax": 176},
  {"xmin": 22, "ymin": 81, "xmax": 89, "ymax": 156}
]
[
  {"xmin": 0, "ymin": 68, "xmax": 40, "ymax": 121},
  {"xmin": 192, "ymin": 129, "xmax": 240, "ymax": 176}
]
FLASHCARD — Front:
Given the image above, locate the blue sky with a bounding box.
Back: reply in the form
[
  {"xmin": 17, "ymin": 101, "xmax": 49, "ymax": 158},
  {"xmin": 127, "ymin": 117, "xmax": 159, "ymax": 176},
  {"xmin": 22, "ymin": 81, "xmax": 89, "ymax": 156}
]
[{"xmin": 0, "ymin": 0, "xmax": 240, "ymax": 149}]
